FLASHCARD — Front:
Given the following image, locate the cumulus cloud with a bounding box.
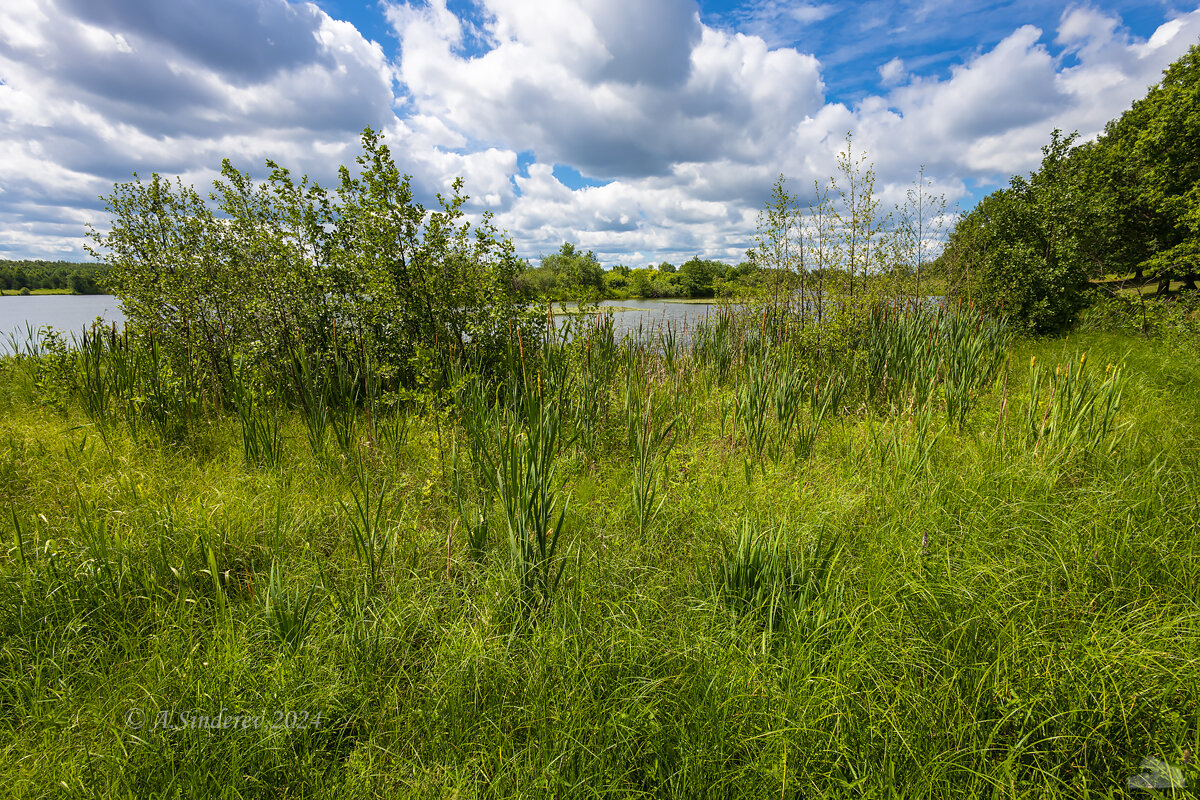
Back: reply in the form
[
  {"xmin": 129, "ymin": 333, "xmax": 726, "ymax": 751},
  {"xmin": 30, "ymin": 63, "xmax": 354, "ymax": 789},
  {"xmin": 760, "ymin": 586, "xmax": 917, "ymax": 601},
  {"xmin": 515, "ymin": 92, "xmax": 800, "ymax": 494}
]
[
  {"xmin": 0, "ymin": 0, "xmax": 411, "ymax": 255},
  {"xmin": 878, "ymin": 57, "xmax": 906, "ymax": 85},
  {"xmin": 1, "ymin": 0, "xmax": 1199, "ymax": 266},
  {"xmin": 388, "ymin": 0, "xmax": 824, "ymax": 181}
]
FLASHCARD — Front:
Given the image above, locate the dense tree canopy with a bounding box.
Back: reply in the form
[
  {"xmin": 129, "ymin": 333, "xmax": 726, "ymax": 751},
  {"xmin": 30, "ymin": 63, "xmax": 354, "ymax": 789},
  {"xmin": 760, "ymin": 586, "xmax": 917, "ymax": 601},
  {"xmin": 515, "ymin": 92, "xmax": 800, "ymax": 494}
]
[
  {"xmin": 944, "ymin": 43, "xmax": 1200, "ymax": 331},
  {"xmin": 1090, "ymin": 43, "xmax": 1199, "ymax": 291},
  {"xmin": 943, "ymin": 132, "xmax": 1102, "ymax": 333}
]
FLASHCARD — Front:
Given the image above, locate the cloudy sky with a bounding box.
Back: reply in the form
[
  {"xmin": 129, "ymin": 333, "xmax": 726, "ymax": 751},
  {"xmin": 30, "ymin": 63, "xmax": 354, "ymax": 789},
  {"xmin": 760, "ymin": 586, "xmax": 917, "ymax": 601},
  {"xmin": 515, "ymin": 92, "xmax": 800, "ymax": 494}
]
[{"xmin": 1, "ymin": 0, "xmax": 1198, "ymax": 267}]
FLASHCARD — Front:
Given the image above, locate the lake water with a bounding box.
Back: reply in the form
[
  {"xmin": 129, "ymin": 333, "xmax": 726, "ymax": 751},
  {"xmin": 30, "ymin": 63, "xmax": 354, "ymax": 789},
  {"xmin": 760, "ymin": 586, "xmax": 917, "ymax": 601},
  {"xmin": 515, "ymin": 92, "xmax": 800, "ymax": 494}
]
[
  {"xmin": 0, "ymin": 295, "xmax": 127, "ymax": 352},
  {"xmin": 1, "ymin": 294, "xmax": 940, "ymax": 354},
  {"xmin": 0, "ymin": 295, "xmax": 727, "ymax": 354},
  {"xmin": 553, "ymin": 299, "xmax": 726, "ymax": 339}
]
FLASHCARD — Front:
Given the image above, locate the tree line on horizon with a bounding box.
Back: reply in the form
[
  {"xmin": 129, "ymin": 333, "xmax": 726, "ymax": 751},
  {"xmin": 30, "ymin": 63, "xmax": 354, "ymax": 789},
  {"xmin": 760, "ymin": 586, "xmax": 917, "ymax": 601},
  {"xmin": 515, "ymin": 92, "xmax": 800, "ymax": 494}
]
[
  {"xmin": 0, "ymin": 260, "xmax": 107, "ymax": 294},
  {"xmin": 513, "ymin": 242, "xmax": 763, "ymax": 301}
]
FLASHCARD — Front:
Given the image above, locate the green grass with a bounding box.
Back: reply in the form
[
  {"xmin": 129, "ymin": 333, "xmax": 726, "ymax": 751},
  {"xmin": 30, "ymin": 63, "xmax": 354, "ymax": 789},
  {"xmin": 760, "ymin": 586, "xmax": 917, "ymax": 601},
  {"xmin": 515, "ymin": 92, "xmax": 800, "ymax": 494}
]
[
  {"xmin": 1, "ymin": 319, "xmax": 1198, "ymax": 798},
  {"xmin": 0, "ymin": 288, "xmax": 78, "ymax": 296}
]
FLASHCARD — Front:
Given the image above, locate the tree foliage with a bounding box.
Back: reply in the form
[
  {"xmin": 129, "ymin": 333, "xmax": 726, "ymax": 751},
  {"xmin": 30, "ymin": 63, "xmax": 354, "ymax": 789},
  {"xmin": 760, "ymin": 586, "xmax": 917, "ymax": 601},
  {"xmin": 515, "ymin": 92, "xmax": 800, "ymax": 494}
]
[
  {"xmin": 87, "ymin": 127, "xmax": 538, "ymax": 392},
  {"xmin": 945, "ymin": 43, "xmax": 1200, "ymax": 330},
  {"xmin": 1089, "ymin": 43, "xmax": 1200, "ymax": 291},
  {"xmin": 944, "ymin": 131, "xmax": 1101, "ymax": 333}
]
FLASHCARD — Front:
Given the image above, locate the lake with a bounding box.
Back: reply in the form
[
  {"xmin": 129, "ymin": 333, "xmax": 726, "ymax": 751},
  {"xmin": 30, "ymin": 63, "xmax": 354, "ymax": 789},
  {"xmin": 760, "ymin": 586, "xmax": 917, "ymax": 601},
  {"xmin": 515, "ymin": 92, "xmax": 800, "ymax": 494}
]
[
  {"xmin": 0, "ymin": 295, "xmax": 729, "ymax": 354},
  {"xmin": 552, "ymin": 299, "xmax": 726, "ymax": 339},
  {"xmin": 0, "ymin": 295, "xmax": 126, "ymax": 353}
]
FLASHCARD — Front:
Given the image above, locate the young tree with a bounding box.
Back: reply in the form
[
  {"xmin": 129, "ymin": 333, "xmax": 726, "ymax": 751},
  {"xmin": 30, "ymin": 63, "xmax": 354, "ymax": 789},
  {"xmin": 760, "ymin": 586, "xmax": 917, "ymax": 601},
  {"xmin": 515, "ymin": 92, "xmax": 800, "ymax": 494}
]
[
  {"xmin": 895, "ymin": 165, "xmax": 949, "ymax": 302},
  {"xmin": 833, "ymin": 133, "xmax": 887, "ymax": 301},
  {"xmin": 89, "ymin": 127, "xmax": 533, "ymax": 390},
  {"xmin": 806, "ymin": 177, "xmax": 839, "ymax": 324},
  {"xmin": 751, "ymin": 175, "xmax": 805, "ymax": 314}
]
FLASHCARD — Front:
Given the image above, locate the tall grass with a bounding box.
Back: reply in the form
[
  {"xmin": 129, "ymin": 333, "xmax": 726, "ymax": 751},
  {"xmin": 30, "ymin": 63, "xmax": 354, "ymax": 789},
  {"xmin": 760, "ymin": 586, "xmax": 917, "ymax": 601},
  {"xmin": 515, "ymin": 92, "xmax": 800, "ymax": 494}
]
[
  {"xmin": 1025, "ymin": 351, "xmax": 1125, "ymax": 459},
  {"xmin": 2, "ymin": 309, "xmax": 1195, "ymax": 798}
]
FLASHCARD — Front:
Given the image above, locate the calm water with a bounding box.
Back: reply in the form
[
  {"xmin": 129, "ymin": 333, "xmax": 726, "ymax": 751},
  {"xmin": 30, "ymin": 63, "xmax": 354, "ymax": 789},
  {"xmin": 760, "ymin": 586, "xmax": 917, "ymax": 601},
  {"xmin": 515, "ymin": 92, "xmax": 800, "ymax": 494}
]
[
  {"xmin": 1, "ymin": 295, "xmax": 939, "ymax": 353},
  {"xmin": 555, "ymin": 299, "xmax": 724, "ymax": 338},
  {"xmin": 0, "ymin": 295, "xmax": 126, "ymax": 352},
  {"xmin": 0, "ymin": 295, "xmax": 723, "ymax": 353}
]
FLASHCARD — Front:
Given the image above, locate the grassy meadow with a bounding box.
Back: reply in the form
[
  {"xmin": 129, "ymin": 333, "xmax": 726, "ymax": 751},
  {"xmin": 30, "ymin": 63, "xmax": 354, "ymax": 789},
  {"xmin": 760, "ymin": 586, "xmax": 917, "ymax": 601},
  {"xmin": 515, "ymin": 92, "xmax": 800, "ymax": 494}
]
[{"xmin": 1, "ymin": 306, "xmax": 1198, "ymax": 798}]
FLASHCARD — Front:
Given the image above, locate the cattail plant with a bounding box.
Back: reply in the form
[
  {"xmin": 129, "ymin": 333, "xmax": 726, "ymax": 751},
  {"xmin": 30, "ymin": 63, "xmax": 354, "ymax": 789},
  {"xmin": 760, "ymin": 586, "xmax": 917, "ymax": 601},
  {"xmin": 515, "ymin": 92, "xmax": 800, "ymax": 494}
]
[
  {"xmin": 941, "ymin": 310, "xmax": 1010, "ymax": 428},
  {"xmin": 1025, "ymin": 352, "xmax": 1124, "ymax": 458},
  {"xmin": 717, "ymin": 520, "xmax": 843, "ymax": 646},
  {"xmin": 263, "ymin": 560, "xmax": 324, "ymax": 655},
  {"xmin": 736, "ymin": 345, "xmax": 775, "ymax": 464},
  {"xmin": 76, "ymin": 324, "xmax": 114, "ymax": 427},
  {"xmin": 773, "ymin": 355, "xmax": 805, "ymax": 457},
  {"xmin": 231, "ymin": 354, "xmax": 282, "ymax": 469},
  {"xmin": 487, "ymin": 333, "xmax": 575, "ymax": 615},
  {"xmin": 631, "ymin": 398, "xmax": 677, "ymax": 536},
  {"xmin": 286, "ymin": 340, "xmax": 331, "ymax": 459},
  {"xmin": 340, "ymin": 461, "xmax": 395, "ymax": 595},
  {"xmin": 693, "ymin": 308, "xmax": 735, "ymax": 385}
]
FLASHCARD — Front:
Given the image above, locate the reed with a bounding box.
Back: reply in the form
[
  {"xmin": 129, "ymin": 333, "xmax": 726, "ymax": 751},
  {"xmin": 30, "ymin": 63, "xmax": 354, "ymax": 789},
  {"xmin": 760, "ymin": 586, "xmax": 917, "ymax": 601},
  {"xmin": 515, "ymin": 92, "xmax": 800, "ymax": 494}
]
[
  {"xmin": 631, "ymin": 397, "xmax": 676, "ymax": 536},
  {"xmin": 262, "ymin": 559, "xmax": 323, "ymax": 655},
  {"xmin": 773, "ymin": 355, "xmax": 805, "ymax": 456},
  {"xmin": 6, "ymin": 306, "xmax": 1188, "ymax": 797},
  {"xmin": 1025, "ymin": 351, "xmax": 1125, "ymax": 459},
  {"xmin": 340, "ymin": 461, "xmax": 395, "ymax": 595},
  {"xmin": 736, "ymin": 345, "xmax": 775, "ymax": 464}
]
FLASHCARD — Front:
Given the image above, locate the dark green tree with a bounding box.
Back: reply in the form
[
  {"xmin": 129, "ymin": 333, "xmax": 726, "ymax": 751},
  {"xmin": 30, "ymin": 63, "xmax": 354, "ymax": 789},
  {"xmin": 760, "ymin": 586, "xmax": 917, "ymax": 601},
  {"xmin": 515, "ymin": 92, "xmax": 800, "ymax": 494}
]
[
  {"xmin": 541, "ymin": 242, "xmax": 604, "ymax": 297},
  {"xmin": 1089, "ymin": 43, "xmax": 1199, "ymax": 292},
  {"xmin": 678, "ymin": 257, "xmax": 725, "ymax": 298},
  {"xmin": 945, "ymin": 131, "xmax": 1099, "ymax": 333}
]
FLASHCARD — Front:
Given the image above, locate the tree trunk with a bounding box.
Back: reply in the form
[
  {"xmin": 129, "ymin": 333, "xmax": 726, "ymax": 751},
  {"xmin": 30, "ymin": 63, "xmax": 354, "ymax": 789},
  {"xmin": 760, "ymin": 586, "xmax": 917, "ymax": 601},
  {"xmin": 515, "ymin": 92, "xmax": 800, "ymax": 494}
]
[{"xmin": 1157, "ymin": 271, "xmax": 1172, "ymax": 295}]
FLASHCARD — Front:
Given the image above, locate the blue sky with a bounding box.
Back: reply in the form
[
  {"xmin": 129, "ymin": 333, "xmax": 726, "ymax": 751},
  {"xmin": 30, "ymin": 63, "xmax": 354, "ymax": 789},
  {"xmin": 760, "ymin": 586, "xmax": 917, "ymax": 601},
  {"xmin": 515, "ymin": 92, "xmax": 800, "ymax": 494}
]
[{"xmin": 1, "ymin": 0, "xmax": 1198, "ymax": 267}]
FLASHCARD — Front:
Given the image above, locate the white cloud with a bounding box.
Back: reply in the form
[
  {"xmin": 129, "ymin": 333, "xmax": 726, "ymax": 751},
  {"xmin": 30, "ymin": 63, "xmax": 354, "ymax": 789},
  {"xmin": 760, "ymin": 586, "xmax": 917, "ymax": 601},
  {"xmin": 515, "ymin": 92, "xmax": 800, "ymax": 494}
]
[
  {"xmin": 388, "ymin": 0, "xmax": 824, "ymax": 180},
  {"xmin": 879, "ymin": 56, "xmax": 906, "ymax": 85},
  {"xmin": 0, "ymin": 0, "xmax": 1198, "ymax": 267}
]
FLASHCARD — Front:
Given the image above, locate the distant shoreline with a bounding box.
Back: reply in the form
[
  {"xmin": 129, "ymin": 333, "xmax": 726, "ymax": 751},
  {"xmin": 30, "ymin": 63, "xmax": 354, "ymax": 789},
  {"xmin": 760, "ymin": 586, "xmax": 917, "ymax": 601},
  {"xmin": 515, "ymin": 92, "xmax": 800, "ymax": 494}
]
[{"xmin": 0, "ymin": 288, "xmax": 82, "ymax": 296}]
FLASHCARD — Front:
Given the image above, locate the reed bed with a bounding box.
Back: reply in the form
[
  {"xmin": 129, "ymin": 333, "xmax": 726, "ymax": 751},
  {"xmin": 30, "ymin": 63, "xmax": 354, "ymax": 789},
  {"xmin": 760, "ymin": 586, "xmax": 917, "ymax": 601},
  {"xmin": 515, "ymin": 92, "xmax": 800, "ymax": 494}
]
[{"xmin": 0, "ymin": 307, "xmax": 1196, "ymax": 798}]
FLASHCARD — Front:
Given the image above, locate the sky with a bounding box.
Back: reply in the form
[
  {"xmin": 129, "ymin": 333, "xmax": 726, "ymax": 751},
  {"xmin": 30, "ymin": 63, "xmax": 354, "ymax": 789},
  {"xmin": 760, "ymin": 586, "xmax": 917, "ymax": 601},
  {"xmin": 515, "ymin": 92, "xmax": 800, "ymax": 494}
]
[{"xmin": 1, "ymin": 0, "xmax": 1198, "ymax": 268}]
